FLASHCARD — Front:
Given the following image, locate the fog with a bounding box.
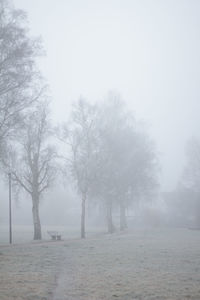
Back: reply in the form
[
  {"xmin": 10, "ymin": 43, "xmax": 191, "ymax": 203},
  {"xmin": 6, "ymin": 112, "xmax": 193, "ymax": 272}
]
[
  {"xmin": 14, "ymin": 0, "xmax": 200, "ymax": 190},
  {"xmin": 1, "ymin": 0, "xmax": 200, "ymax": 229},
  {"xmin": 1, "ymin": 2, "xmax": 200, "ymax": 299}
]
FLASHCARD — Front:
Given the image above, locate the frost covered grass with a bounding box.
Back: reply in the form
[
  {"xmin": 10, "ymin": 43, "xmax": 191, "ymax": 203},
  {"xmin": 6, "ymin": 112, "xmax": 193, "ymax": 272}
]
[
  {"xmin": 0, "ymin": 225, "xmax": 105, "ymax": 244},
  {"xmin": 0, "ymin": 228, "xmax": 200, "ymax": 300}
]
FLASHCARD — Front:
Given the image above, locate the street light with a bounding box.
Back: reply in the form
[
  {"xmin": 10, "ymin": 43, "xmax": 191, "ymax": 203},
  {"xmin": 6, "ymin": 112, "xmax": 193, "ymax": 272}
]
[{"xmin": 8, "ymin": 172, "xmax": 12, "ymax": 244}]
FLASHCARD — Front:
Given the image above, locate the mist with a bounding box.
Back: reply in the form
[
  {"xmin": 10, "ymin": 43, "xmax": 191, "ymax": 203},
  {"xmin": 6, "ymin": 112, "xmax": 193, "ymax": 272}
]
[
  {"xmin": 0, "ymin": 0, "xmax": 196, "ymax": 227},
  {"xmin": 1, "ymin": 1, "xmax": 200, "ymax": 299},
  {"xmin": 0, "ymin": 0, "xmax": 199, "ymax": 226}
]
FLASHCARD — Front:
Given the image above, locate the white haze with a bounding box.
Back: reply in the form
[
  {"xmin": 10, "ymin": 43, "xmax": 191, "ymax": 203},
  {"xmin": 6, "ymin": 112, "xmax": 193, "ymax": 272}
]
[
  {"xmin": 13, "ymin": 0, "xmax": 200, "ymax": 191},
  {"xmin": 1, "ymin": 0, "xmax": 198, "ymax": 228}
]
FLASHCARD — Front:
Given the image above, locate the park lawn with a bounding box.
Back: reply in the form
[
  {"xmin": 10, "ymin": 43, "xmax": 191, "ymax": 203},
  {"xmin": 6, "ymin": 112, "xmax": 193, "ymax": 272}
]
[{"xmin": 0, "ymin": 228, "xmax": 200, "ymax": 300}]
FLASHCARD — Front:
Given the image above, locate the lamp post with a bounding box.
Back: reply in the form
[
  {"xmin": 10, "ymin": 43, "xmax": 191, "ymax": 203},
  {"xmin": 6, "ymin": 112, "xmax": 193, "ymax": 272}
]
[{"xmin": 8, "ymin": 172, "xmax": 12, "ymax": 244}]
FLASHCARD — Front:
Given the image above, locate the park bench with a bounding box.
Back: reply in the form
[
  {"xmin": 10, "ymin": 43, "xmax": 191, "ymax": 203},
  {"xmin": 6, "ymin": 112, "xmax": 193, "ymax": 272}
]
[{"xmin": 47, "ymin": 231, "xmax": 62, "ymax": 241}]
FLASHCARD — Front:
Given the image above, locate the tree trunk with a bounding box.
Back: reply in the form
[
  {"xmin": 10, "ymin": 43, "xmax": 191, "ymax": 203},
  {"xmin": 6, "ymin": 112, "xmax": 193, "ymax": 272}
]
[
  {"xmin": 106, "ymin": 199, "xmax": 115, "ymax": 234},
  {"xmin": 81, "ymin": 193, "xmax": 86, "ymax": 239},
  {"xmin": 32, "ymin": 194, "xmax": 41, "ymax": 240},
  {"xmin": 120, "ymin": 202, "xmax": 127, "ymax": 231}
]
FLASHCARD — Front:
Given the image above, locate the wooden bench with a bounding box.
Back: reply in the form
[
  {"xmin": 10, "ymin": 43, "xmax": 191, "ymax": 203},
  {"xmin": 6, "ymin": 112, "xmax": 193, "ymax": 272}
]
[{"xmin": 47, "ymin": 231, "xmax": 62, "ymax": 241}]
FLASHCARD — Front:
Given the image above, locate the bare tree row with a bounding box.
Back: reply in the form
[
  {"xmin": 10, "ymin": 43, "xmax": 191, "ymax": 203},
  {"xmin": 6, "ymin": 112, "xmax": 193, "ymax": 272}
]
[
  {"xmin": 0, "ymin": 0, "xmax": 159, "ymax": 240},
  {"xmin": 59, "ymin": 94, "xmax": 158, "ymax": 238}
]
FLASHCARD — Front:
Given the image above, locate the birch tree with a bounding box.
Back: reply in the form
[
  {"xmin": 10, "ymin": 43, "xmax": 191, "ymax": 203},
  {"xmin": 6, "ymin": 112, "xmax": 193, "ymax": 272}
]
[
  {"xmin": 61, "ymin": 98, "xmax": 97, "ymax": 238},
  {"xmin": 10, "ymin": 102, "xmax": 56, "ymax": 240},
  {"xmin": 0, "ymin": 0, "xmax": 43, "ymax": 160},
  {"xmin": 92, "ymin": 93, "xmax": 158, "ymax": 232}
]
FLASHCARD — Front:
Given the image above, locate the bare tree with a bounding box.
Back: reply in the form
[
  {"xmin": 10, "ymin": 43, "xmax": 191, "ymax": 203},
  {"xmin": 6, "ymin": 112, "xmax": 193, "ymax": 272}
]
[
  {"xmin": 0, "ymin": 0, "xmax": 43, "ymax": 156},
  {"xmin": 8, "ymin": 101, "xmax": 56, "ymax": 240},
  {"xmin": 91, "ymin": 92, "xmax": 158, "ymax": 232},
  {"xmin": 61, "ymin": 93, "xmax": 158, "ymax": 236},
  {"xmin": 118, "ymin": 131, "xmax": 158, "ymax": 230},
  {"xmin": 92, "ymin": 93, "xmax": 129, "ymax": 233},
  {"xmin": 61, "ymin": 98, "xmax": 97, "ymax": 238}
]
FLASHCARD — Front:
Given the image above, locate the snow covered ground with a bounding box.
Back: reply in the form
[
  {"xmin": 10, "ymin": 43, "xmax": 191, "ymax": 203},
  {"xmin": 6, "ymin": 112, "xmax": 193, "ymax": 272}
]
[{"xmin": 0, "ymin": 228, "xmax": 200, "ymax": 300}]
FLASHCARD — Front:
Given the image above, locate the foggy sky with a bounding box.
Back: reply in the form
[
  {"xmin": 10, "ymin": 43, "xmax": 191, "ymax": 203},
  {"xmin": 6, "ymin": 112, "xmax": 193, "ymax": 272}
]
[{"xmin": 14, "ymin": 0, "xmax": 200, "ymax": 190}]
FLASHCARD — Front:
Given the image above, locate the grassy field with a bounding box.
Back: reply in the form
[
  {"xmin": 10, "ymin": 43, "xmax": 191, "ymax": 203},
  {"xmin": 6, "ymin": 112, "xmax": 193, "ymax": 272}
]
[{"xmin": 0, "ymin": 228, "xmax": 200, "ymax": 300}]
